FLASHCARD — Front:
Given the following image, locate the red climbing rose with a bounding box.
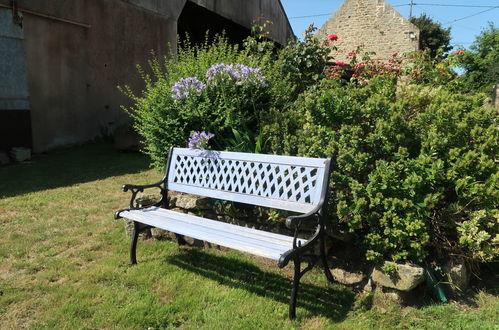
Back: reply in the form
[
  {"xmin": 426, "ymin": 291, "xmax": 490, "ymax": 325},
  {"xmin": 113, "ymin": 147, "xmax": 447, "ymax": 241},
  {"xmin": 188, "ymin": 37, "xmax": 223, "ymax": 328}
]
[{"xmin": 328, "ymin": 34, "xmax": 338, "ymax": 41}]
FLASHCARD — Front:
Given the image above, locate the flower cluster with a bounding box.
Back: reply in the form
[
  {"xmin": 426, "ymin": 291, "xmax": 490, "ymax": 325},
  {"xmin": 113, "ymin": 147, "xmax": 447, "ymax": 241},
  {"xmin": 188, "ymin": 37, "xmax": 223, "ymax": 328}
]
[
  {"xmin": 188, "ymin": 131, "xmax": 214, "ymax": 150},
  {"xmin": 325, "ymin": 45, "xmax": 404, "ymax": 84},
  {"xmin": 171, "ymin": 77, "xmax": 207, "ymax": 101},
  {"xmin": 206, "ymin": 63, "xmax": 268, "ymax": 87},
  {"xmin": 328, "ymin": 34, "xmax": 338, "ymax": 41},
  {"xmin": 322, "ymin": 33, "xmax": 339, "ymax": 50}
]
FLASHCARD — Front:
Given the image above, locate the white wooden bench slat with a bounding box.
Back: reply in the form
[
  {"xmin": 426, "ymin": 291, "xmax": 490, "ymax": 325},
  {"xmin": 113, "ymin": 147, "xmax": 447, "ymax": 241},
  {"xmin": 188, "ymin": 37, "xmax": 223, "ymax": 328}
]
[
  {"xmin": 312, "ymin": 167, "xmax": 325, "ymax": 204},
  {"xmin": 121, "ymin": 208, "xmax": 306, "ymax": 260},
  {"xmin": 122, "ymin": 208, "xmax": 304, "ymax": 251},
  {"xmin": 171, "ymin": 148, "xmax": 327, "ymax": 167},
  {"xmin": 143, "ymin": 207, "xmax": 306, "ymax": 245},
  {"xmin": 121, "ymin": 211, "xmax": 283, "ymax": 259}
]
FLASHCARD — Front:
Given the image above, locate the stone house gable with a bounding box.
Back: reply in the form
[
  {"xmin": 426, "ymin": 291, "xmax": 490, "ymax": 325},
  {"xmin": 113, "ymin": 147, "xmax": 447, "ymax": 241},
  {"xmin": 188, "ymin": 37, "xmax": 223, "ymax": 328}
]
[{"xmin": 316, "ymin": 0, "xmax": 419, "ymax": 62}]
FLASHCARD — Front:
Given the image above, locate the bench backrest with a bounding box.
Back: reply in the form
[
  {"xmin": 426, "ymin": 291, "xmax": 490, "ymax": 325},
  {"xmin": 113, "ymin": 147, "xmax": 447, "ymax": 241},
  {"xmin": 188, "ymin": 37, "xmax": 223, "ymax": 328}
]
[{"xmin": 166, "ymin": 148, "xmax": 330, "ymax": 213}]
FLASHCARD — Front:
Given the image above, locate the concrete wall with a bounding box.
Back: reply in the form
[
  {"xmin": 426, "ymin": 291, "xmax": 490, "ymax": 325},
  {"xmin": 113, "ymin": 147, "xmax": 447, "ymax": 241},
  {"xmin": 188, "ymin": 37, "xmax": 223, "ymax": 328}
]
[
  {"xmin": 0, "ymin": 0, "xmax": 293, "ymax": 152},
  {"xmin": 0, "ymin": 0, "xmax": 176, "ymax": 152},
  {"xmin": 190, "ymin": 0, "xmax": 294, "ymax": 45},
  {"xmin": 316, "ymin": 0, "xmax": 419, "ymax": 62},
  {"xmin": 122, "ymin": 0, "xmax": 294, "ymax": 44}
]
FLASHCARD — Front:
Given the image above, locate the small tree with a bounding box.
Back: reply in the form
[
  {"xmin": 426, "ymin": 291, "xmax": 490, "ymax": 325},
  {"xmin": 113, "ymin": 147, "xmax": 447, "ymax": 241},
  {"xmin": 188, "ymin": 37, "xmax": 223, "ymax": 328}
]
[
  {"xmin": 455, "ymin": 23, "xmax": 499, "ymax": 93},
  {"xmin": 410, "ymin": 14, "xmax": 451, "ymax": 58}
]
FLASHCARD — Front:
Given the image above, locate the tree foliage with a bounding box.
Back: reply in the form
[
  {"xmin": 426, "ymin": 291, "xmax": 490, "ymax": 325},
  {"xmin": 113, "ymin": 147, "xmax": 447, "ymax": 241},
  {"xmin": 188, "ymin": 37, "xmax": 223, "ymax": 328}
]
[
  {"xmin": 410, "ymin": 14, "xmax": 452, "ymax": 58},
  {"xmin": 455, "ymin": 23, "xmax": 499, "ymax": 93}
]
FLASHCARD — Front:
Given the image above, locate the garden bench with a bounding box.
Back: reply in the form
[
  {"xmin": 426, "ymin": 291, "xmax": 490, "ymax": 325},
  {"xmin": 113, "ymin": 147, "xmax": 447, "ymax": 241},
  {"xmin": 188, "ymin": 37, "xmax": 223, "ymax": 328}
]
[{"xmin": 115, "ymin": 147, "xmax": 334, "ymax": 319}]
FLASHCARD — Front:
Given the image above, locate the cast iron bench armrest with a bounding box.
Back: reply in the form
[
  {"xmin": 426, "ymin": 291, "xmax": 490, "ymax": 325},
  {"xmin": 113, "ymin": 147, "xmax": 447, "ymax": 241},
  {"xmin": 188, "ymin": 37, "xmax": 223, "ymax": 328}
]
[
  {"xmin": 285, "ymin": 204, "xmax": 322, "ymax": 229},
  {"xmin": 122, "ymin": 181, "xmax": 164, "ymax": 192},
  {"xmin": 115, "ymin": 180, "xmax": 166, "ymax": 219},
  {"xmin": 280, "ymin": 205, "xmax": 323, "ymax": 268}
]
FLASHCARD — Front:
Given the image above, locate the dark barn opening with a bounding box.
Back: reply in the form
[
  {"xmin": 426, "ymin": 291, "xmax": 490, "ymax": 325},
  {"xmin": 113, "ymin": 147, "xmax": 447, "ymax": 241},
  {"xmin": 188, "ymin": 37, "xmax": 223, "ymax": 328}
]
[
  {"xmin": 0, "ymin": 111, "xmax": 32, "ymax": 150},
  {"xmin": 177, "ymin": 2, "xmax": 252, "ymax": 45}
]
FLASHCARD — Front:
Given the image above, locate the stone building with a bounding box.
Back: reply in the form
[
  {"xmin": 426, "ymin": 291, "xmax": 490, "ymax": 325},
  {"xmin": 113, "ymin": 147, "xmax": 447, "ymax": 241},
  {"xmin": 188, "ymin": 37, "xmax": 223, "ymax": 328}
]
[
  {"xmin": 0, "ymin": 0, "xmax": 293, "ymax": 153},
  {"xmin": 316, "ymin": 0, "xmax": 419, "ymax": 62}
]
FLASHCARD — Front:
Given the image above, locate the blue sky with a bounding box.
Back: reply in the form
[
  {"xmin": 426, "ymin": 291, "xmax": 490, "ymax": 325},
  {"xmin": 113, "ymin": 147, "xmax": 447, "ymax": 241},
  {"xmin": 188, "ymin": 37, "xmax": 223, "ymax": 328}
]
[{"xmin": 281, "ymin": 0, "xmax": 499, "ymax": 50}]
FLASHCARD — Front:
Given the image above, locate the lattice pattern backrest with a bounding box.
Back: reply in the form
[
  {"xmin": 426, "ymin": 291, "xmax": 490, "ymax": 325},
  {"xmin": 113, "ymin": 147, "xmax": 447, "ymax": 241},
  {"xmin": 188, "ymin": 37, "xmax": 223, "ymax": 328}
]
[{"xmin": 167, "ymin": 148, "xmax": 328, "ymax": 213}]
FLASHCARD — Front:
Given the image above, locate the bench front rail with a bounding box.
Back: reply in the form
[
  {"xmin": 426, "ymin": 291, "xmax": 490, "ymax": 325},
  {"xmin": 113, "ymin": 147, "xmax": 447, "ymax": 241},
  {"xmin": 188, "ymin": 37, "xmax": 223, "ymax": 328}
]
[{"xmin": 116, "ymin": 148, "xmax": 334, "ymax": 319}]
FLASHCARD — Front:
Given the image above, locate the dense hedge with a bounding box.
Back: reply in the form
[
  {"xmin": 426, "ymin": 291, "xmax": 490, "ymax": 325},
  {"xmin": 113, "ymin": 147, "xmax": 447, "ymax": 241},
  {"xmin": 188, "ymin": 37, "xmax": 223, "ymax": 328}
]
[
  {"xmin": 268, "ymin": 77, "xmax": 497, "ymax": 263},
  {"xmin": 122, "ymin": 32, "xmax": 498, "ymax": 264}
]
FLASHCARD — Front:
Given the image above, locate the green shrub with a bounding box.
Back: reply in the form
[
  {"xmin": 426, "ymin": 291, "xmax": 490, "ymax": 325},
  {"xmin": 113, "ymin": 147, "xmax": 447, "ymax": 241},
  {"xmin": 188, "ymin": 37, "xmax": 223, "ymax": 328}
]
[
  {"xmin": 277, "ymin": 24, "xmax": 332, "ymax": 94},
  {"xmin": 120, "ymin": 36, "xmax": 276, "ymax": 168},
  {"xmin": 266, "ymin": 77, "xmax": 498, "ymax": 263},
  {"xmin": 121, "ymin": 31, "xmax": 332, "ymax": 167},
  {"xmin": 122, "ymin": 31, "xmax": 497, "ymax": 265}
]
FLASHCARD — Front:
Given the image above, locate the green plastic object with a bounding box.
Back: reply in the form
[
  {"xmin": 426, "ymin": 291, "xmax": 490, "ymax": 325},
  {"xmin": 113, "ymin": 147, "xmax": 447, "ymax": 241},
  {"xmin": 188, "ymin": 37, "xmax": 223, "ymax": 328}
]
[{"xmin": 425, "ymin": 267, "xmax": 448, "ymax": 303}]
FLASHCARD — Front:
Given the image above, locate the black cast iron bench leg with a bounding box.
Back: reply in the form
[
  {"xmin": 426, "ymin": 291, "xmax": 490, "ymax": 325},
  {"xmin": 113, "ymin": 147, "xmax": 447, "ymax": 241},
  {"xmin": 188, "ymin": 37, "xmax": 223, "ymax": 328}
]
[
  {"xmin": 130, "ymin": 221, "xmax": 152, "ymax": 265},
  {"xmin": 289, "ymin": 256, "xmax": 301, "ymax": 319},
  {"xmin": 289, "ymin": 254, "xmax": 317, "ymax": 319},
  {"xmin": 320, "ymin": 235, "xmax": 335, "ymax": 282}
]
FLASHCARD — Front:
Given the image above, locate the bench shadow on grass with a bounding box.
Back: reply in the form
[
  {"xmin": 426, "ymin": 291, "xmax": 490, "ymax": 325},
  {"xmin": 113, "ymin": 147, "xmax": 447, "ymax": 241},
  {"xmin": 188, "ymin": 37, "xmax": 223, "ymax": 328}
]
[
  {"xmin": 0, "ymin": 142, "xmax": 151, "ymax": 198},
  {"xmin": 167, "ymin": 249, "xmax": 355, "ymax": 321}
]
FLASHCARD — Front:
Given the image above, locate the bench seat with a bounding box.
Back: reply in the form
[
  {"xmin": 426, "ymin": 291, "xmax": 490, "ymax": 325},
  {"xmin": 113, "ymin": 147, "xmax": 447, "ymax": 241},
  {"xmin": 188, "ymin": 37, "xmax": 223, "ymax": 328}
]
[{"xmin": 120, "ymin": 206, "xmax": 307, "ymax": 260}]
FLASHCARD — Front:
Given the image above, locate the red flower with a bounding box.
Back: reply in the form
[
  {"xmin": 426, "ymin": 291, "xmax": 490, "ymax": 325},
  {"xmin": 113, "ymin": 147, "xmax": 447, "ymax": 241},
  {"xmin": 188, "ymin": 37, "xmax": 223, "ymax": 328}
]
[
  {"xmin": 392, "ymin": 52, "xmax": 398, "ymax": 57},
  {"xmin": 335, "ymin": 60, "xmax": 346, "ymax": 66},
  {"xmin": 328, "ymin": 34, "xmax": 338, "ymax": 41}
]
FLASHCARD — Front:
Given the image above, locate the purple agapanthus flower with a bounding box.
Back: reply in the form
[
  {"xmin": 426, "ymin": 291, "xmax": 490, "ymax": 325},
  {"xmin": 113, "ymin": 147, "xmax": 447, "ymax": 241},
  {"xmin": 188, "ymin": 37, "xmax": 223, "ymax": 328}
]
[
  {"xmin": 171, "ymin": 77, "xmax": 207, "ymax": 101},
  {"xmin": 206, "ymin": 63, "xmax": 268, "ymax": 87},
  {"xmin": 188, "ymin": 131, "xmax": 215, "ymax": 150}
]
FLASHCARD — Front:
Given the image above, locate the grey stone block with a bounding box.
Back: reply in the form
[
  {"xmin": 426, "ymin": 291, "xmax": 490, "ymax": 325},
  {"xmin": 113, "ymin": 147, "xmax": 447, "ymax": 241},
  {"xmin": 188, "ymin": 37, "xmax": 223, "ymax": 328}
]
[
  {"xmin": 331, "ymin": 267, "xmax": 366, "ymax": 285},
  {"xmin": 123, "ymin": 218, "xmax": 151, "ymax": 240},
  {"xmin": 10, "ymin": 147, "xmax": 31, "ymax": 162},
  {"xmin": 372, "ymin": 262, "xmax": 425, "ymax": 291},
  {"xmin": 175, "ymin": 194, "xmax": 213, "ymax": 210},
  {"xmin": 443, "ymin": 262, "xmax": 470, "ymax": 292}
]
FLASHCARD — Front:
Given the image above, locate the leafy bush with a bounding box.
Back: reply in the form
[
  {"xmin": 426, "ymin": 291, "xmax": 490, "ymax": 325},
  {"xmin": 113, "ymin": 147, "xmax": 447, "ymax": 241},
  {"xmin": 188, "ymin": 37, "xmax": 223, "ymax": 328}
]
[
  {"xmin": 325, "ymin": 46, "xmax": 460, "ymax": 89},
  {"xmin": 120, "ymin": 36, "xmax": 276, "ymax": 168},
  {"xmin": 122, "ymin": 30, "xmax": 332, "ymax": 168},
  {"xmin": 122, "ymin": 30, "xmax": 497, "ymax": 265},
  {"xmin": 277, "ymin": 24, "xmax": 332, "ymax": 94},
  {"xmin": 266, "ymin": 76, "xmax": 498, "ymax": 263}
]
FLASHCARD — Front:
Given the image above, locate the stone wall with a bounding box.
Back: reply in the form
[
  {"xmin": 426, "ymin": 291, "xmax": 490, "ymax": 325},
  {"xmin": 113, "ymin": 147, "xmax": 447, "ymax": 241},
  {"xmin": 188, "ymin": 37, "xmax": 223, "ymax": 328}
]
[{"xmin": 316, "ymin": 0, "xmax": 419, "ymax": 62}]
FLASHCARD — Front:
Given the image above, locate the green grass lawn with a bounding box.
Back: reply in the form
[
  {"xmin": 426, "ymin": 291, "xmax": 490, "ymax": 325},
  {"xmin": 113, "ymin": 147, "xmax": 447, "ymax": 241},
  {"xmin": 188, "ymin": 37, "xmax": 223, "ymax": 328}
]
[{"xmin": 0, "ymin": 143, "xmax": 497, "ymax": 329}]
